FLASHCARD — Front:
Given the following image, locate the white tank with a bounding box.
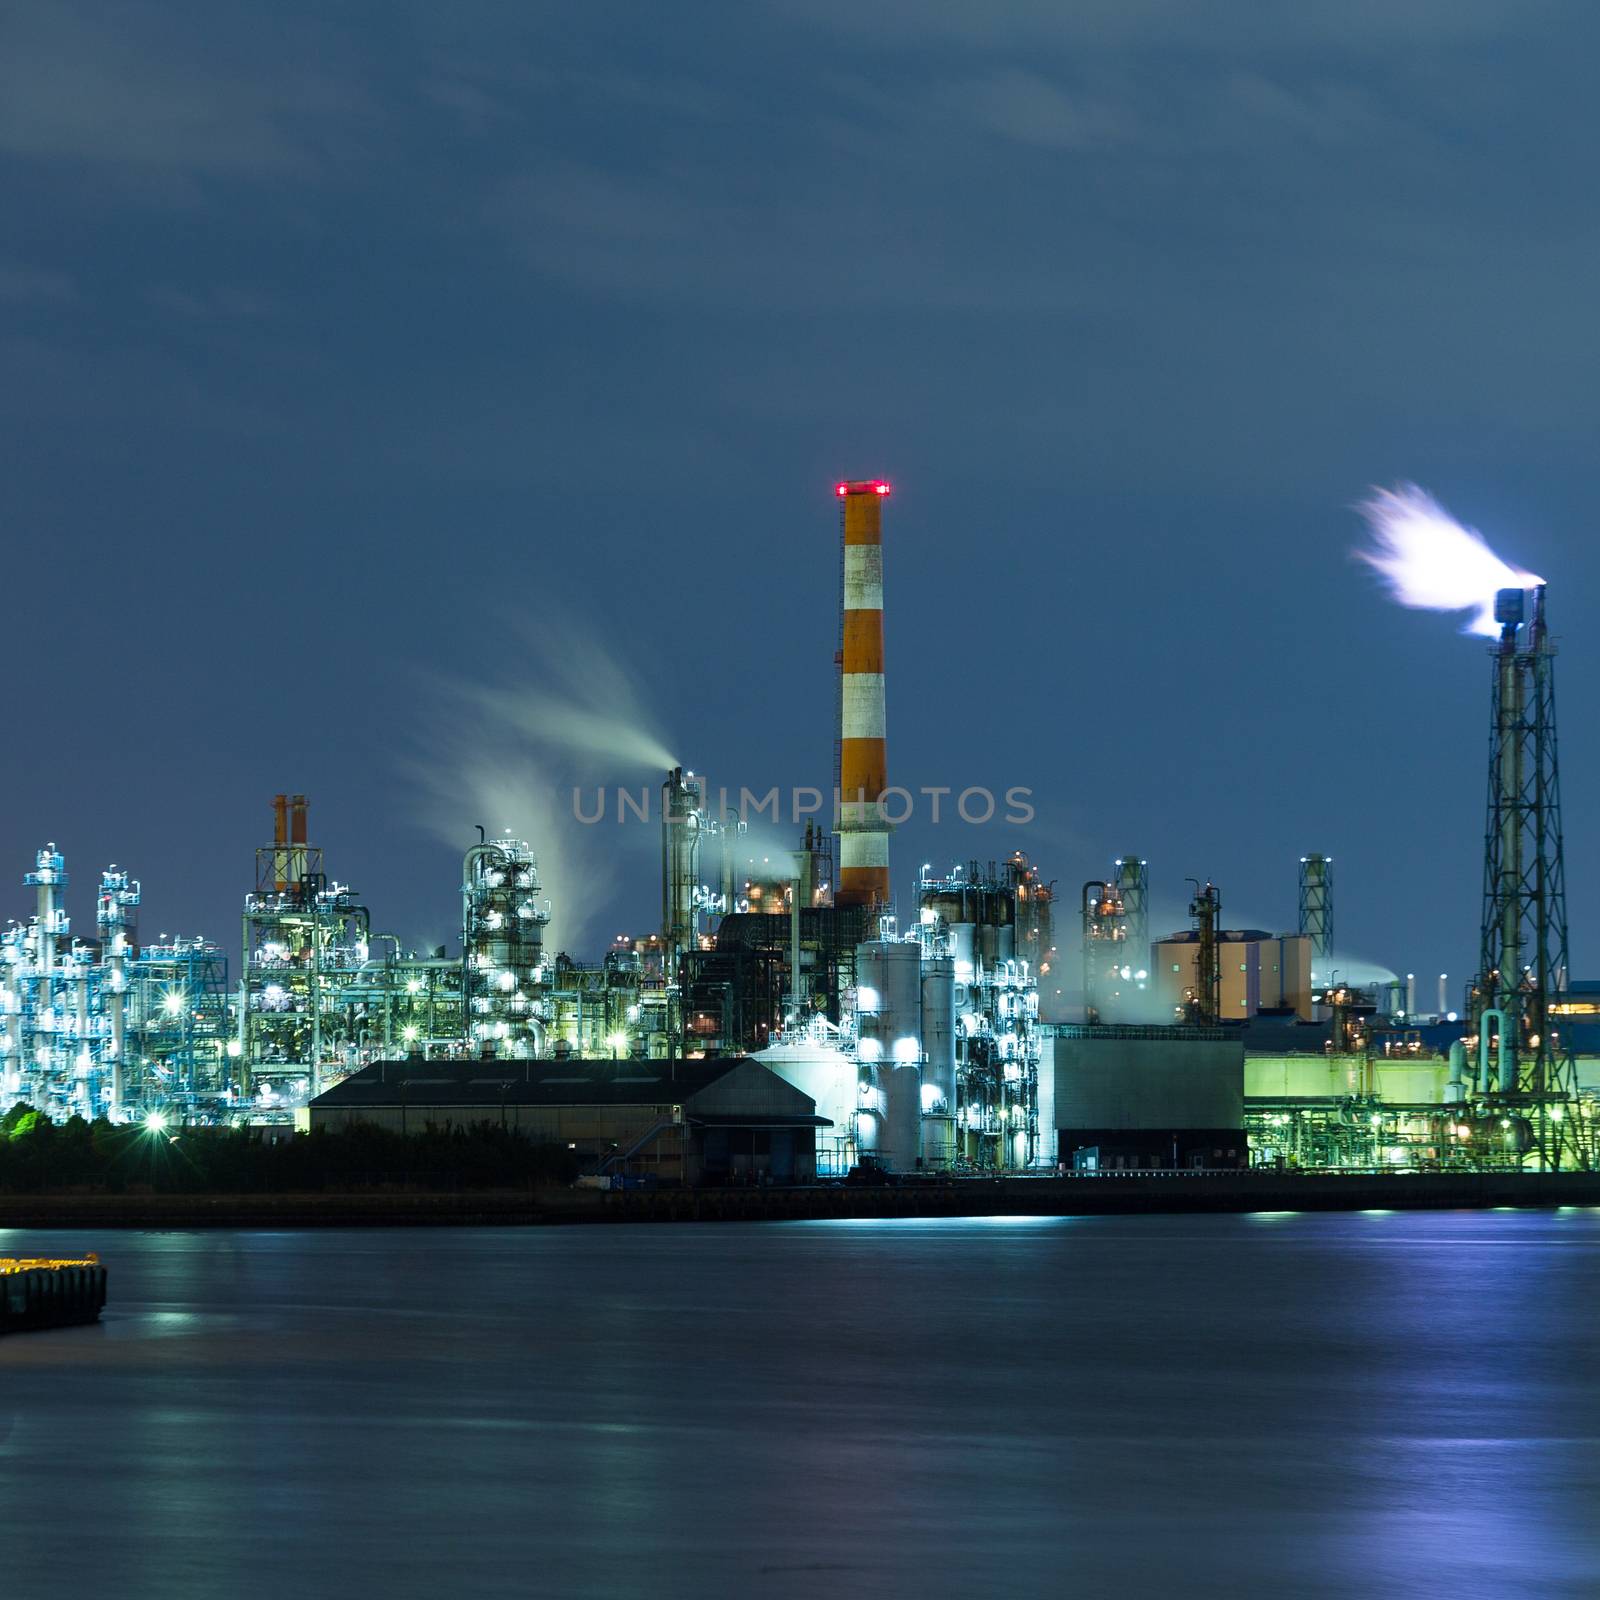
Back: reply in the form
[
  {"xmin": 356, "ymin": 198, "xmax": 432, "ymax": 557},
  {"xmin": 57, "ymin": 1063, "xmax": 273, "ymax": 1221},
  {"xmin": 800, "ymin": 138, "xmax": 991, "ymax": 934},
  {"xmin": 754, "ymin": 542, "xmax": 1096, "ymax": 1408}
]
[
  {"xmin": 749, "ymin": 1035, "xmax": 858, "ymax": 1176},
  {"xmin": 947, "ymin": 922, "xmax": 977, "ymax": 979},
  {"xmin": 857, "ymin": 941, "xmax": 923, "ymax": 1172},
  {"xmin": 919, "ymin": 956, "xmax": 956, "ymax": 1170}
]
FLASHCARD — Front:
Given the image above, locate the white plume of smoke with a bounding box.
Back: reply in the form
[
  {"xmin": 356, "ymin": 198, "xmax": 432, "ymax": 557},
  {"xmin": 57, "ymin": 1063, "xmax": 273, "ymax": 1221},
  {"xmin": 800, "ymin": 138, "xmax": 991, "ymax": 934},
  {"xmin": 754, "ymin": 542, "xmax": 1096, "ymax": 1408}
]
[
  {"xmin": 1320, "ymin": 954, "xmax": 1399, "ymax": 991},
  {"xmin": 1355, "ymin": 482, "xmax": 1541, "ymax": 638},
  {"xmin": 405, "ymin": 616, "xmax": 677, "ymax": 954}
]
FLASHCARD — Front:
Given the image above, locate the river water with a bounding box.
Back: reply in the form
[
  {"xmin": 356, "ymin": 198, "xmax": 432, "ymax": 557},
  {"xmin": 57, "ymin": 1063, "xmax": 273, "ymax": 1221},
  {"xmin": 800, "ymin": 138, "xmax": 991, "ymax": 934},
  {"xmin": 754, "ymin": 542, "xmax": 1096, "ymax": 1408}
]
[{"xmin": 2, "ymin": 1211, "xmax": 1597, "ymax": 1599}]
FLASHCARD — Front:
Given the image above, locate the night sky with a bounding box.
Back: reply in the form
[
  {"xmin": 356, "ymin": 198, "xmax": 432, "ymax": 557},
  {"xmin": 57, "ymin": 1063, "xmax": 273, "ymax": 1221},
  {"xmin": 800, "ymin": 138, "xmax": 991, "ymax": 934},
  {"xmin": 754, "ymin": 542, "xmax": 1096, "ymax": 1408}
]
[{"xmin": 4, "ymin": 2, "xmax": 1597, "ymax": 999}]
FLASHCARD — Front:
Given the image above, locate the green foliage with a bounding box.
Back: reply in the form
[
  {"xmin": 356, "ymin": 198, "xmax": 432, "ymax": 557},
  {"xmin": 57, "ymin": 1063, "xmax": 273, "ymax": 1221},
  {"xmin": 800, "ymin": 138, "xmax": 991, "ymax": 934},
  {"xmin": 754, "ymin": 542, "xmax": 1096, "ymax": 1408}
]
[
  {"xmin": 0, "ymin": 1114, "xmax": 579, "ymax": 1195},
  {"xmin": 4, "ymin": 1104, "xmax": 43, "ymax": 1138}
]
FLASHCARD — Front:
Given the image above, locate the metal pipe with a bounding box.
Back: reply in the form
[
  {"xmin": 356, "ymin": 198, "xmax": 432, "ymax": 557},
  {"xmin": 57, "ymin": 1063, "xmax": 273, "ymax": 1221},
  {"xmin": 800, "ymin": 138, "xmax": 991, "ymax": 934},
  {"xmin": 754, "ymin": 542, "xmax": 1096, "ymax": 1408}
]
[
  {"xmin": 1479, "ymin": 1008, "xmax": 1510, "ymax": 1095},
  {"xmin": 789, "ymin": 872, "xmax": 802, "ymax": 1027}
]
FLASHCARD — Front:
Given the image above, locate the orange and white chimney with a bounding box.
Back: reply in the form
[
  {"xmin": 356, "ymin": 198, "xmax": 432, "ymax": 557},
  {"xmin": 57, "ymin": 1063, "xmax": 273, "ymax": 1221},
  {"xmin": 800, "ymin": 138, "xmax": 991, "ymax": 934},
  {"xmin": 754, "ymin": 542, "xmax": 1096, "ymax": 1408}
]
[{"xmin": 835, "ymin": 479, "xmax": 892, "ymax": 908}]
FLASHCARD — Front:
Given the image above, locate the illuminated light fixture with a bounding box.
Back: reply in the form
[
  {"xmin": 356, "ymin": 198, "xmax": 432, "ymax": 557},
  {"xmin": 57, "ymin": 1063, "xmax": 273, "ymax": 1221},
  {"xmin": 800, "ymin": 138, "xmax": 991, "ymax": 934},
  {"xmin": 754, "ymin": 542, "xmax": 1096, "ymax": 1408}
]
[
  {"xmin": 892, "ymin": 1036, "xmax": 919, "ymax": 1064},
  {"xmin": 144, "ymin": 1111, "xmax": 167, "ymax": 1134},
  {"xmin": 857, "ymin": 1038, "xmax": 882, "ymax": 1062},
  {"xmin": 605, "ymin": 1031, "xmax": 629, "ymax": 1054}
]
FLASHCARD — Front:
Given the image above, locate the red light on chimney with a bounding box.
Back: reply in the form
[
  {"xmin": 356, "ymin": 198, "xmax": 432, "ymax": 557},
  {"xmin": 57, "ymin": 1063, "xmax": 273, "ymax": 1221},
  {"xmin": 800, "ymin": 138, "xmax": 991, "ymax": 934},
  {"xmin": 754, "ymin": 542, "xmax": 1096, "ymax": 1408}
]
[
  {"xmin": 874, "ymin": 482, "xmax": 891, "ymax": 495},
  {"xmin": 836, "ymin": 483, "xmax": 848, "ymax": 497}
]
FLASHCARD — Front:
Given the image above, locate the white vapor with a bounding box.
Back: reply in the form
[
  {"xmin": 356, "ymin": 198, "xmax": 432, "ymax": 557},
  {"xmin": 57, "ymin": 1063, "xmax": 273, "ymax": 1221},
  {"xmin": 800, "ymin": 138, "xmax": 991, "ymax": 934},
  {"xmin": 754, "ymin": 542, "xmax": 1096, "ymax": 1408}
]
[
  {"xmin": 404, "ymin": 617, "xmax": 678, "ymax": 954},
  {"xmin": 1354, "ymin": 482, "xmax": 1542, "ymax": 638}
]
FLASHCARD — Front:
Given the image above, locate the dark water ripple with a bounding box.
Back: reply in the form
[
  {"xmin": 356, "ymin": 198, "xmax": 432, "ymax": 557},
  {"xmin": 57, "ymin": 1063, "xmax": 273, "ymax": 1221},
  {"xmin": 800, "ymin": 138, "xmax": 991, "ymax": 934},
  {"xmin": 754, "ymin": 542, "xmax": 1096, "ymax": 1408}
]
[{"xmin": 2, "ymin": 1211, "xmax": 1598, "ymax": 1600}]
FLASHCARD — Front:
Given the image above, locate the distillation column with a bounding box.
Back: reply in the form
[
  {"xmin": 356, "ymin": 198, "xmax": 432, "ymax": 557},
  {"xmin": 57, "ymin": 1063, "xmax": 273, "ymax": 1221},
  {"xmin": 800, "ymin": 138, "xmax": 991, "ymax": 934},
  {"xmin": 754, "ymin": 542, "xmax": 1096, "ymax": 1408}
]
[{"xmin": 97, "ymin": 867, "xmax": 140, "ymax": 1118}]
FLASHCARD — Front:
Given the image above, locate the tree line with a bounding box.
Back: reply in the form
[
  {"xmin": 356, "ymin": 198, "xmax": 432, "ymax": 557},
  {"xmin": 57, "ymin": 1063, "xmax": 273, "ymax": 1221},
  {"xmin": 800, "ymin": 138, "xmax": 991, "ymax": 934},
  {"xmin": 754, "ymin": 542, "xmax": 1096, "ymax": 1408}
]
[{"xmin": 0, "ymin": 1105, "xmax": 579, "ymax": 1194}]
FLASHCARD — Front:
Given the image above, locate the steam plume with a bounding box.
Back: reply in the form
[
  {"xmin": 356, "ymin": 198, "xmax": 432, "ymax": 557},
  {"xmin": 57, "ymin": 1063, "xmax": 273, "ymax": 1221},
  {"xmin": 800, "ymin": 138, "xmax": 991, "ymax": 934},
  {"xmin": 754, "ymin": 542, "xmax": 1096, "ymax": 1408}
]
[
  {"xmin": 405, "ymin": 616, "xmax": 677, "ymax": 953},
  {"xmin": 1355, "ymin": 482, "xmax": 1541, "ymax": 638}
]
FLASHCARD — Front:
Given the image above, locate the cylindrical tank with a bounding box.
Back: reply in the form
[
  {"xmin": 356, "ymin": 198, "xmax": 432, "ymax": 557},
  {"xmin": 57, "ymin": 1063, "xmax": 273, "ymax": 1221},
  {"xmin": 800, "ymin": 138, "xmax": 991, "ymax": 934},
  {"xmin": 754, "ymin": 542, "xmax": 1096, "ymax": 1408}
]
[
  {"xmin": 750, "ymin": 1036, "xmax": 859, "ymax": 1176},
  {"xmin": 856, "ymin": 940, "xmax": 923, "ymax": 1171},
  {"xmin": 920, "ymin": 956, "xmax": 956, "ymax": 1169},
  {"xmin": 976, "ymin": 890, "xmax": 1015, "ymax": 969},
  {"xmin": 945, "ymin": 921, "xmax": 977, "ymax": 979}
]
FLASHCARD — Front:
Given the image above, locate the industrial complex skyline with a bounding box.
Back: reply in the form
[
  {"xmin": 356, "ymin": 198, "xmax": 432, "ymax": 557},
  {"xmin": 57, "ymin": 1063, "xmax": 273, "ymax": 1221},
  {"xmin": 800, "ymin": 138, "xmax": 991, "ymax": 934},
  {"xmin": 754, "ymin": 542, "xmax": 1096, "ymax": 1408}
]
[{"xmin": 4, "ymin": 2, "xmax": 1600, "ymax": 990}]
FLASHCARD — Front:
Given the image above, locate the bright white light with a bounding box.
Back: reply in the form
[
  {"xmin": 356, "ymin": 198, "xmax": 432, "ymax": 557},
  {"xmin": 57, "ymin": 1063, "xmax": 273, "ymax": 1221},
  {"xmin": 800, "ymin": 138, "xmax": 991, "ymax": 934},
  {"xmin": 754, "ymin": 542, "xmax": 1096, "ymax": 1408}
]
[
  {"xmin": 892, "ymin": 1036, "xmax": 920, "ymax": 1064},
  {"xmin": 857, "ymin": 1037, "xmax": 882, "ymax": 1062},
  {"xmin": 401, "ymin": 1025, "xmax": 418, "ymax": 1043},
  {"xmin": 1355, "ymin": 483, "xmax": 1542, "ymax": 637},
  {"xmin": 226, "ymin": 1040, "xmax": 242, "ymax": 1058},
  {"xmin": 144, "ymin": 1111, "xmax": 167, "ymax": 1133},
  {"xmin": 856, "ymin": 986, "xmax": 880, "ymax": 1014},
  {"xmin": 605, "ymin": 1031, "xmax": 629, "ymax": 1052},
  {"xmin": 162, "ymin": 992, "xmax": 184, "ymax": 1016},
  {"xmin": 405, "ymin": 978, "xmax": 423, "ymax": 995}
]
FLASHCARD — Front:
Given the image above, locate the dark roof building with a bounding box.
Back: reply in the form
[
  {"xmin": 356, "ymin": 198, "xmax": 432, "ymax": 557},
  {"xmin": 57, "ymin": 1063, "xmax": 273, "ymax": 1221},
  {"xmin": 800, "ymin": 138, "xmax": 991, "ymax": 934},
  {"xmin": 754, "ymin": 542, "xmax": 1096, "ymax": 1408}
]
[{"xmin": 309, "ymin": 1056, "xmax": 828, "ymax": 1187}]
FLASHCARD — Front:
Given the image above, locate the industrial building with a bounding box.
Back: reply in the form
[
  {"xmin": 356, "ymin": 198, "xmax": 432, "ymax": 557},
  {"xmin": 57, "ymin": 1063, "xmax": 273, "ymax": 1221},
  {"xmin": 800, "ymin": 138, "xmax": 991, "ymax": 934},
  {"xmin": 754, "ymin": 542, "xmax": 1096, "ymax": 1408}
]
[
  {"xmin": 1153, "ymin": 928, "xmax": 1314, "ymax": 1022},
  {"xmin": 4, "ymin": 483, "xmax": 1598, "ymax": 1181},
  {"xmin": 0, "ymin": 847, "xmax": 230, "ymax": 1122},
  {"xmin": 309, "ymin": 1057, "xmax": 827, "ymax": 1186},
  {"xmin": 1048, "ymin": 1024, "xmax": 1246, "ymax": 1170}
]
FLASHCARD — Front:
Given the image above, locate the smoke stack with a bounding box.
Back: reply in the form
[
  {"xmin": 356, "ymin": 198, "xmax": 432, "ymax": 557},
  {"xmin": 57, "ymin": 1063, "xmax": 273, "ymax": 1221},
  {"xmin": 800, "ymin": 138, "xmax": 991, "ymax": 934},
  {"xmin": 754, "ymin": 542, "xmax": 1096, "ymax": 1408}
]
[
  {"xmin": 835, "ymin": 479, "xmax": 892, "ymax": 908},
  {"xmin": 289, "ymin": 794, "xmax": 308, "ymax": 886},
  {"xmin": 273, "ymin": 793, "xmax": 289, "ymax": 892}
]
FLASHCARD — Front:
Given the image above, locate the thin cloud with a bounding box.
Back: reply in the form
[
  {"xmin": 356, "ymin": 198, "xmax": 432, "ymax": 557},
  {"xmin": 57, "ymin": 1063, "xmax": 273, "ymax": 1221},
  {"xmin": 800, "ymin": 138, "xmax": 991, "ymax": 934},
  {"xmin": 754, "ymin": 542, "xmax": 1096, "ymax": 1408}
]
[{"xmin": 0, "ymin": 262, "xmax": 76, "ymax": 305}]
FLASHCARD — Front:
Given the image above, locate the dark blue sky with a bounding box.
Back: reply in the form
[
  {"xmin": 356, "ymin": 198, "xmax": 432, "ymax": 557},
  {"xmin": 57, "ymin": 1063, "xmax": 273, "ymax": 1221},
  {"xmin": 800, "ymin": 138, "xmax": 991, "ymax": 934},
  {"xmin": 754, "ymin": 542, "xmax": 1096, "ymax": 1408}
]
[{"xmin": 3, "ymin": 1, "xmax": 1597, "ymax": 997}]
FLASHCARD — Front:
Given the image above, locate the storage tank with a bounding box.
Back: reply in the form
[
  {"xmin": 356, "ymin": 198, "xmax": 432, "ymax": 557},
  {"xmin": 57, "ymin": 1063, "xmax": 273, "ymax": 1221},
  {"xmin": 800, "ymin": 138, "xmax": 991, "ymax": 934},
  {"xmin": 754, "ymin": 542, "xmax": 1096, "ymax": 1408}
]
[
  {"xmin": 856, "ymin": 940, "xmax": 923, "ymax": 1172},
  {"xmin": 976, "ymin": 891, "xmax": 1015, "ymax": 969},
  {"xmin": 920, "ymin": 885, "xmax": 979, "ymax": 980},
  {"xmin": 749, "ymin": 1035, "xmax": 858, "ymax": 1177},
  {"xmin": 919, "ymin": 955, "xmax": 956, "ymax": 1169}
]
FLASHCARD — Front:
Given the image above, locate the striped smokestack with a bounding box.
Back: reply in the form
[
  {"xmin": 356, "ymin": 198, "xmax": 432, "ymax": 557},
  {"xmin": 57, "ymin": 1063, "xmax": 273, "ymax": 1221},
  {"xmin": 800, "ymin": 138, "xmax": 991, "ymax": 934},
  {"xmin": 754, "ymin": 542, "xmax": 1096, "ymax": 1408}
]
[{"xmin": 835, "ymin": 478, "xmax": 891, "ymax": 908}]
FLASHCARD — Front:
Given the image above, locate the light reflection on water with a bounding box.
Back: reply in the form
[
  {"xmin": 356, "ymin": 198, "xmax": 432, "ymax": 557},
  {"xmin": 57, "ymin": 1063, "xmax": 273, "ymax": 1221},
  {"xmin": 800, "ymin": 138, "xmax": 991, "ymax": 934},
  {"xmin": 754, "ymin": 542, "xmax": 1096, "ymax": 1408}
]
[{"xmin": 1, "ymin": 1212, "xmax": 1597, "ymax": 1600}]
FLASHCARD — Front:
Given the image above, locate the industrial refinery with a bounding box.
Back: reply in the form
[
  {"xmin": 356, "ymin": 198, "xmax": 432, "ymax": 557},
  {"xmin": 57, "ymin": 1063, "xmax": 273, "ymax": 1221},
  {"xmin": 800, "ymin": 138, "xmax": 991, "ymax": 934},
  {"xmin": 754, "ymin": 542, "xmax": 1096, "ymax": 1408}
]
[{"xmin": 2, "ymin": 480, "xmax": 1596, "ymax": 1176}]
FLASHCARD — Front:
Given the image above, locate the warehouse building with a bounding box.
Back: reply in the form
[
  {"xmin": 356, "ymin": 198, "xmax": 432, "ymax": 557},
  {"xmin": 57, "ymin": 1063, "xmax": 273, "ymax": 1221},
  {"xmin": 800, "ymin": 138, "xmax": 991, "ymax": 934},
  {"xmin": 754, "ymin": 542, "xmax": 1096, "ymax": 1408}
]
[
  {"xmin": 1048, "ymin": 1024, "xmax": 1246, "ymax": 1170},
  {"xmin": 309, "ymin": 1057, "xmax": 828, "ymax": 1186}
]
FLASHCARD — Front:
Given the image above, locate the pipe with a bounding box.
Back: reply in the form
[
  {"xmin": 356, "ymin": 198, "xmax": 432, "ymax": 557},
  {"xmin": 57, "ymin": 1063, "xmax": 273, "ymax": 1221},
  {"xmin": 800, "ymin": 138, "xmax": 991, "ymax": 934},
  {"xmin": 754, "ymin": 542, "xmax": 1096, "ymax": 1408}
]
[
  {"xmin": 1479, "ymin": 1008, "xmax": 1511, "ymax": 1095},
  {"xmin": 789, "ymin": 872, "xmax": 802, "ymax": 1027},
  {"xmin": 835, "ymin": 479, "xmax": 891, "ymax": 908},
  {"xmin": 1445, "ymin": 1039, "xmax": 1466, "ymax": 1104}
]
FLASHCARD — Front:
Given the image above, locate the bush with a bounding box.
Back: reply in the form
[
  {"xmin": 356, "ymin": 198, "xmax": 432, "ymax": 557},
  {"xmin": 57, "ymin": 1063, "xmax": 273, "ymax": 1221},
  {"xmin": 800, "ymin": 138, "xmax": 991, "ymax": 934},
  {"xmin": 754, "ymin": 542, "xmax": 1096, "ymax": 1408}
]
[{"xmin": 0, "ymin": 1113, "xmax": 579, "ymax": 1195}]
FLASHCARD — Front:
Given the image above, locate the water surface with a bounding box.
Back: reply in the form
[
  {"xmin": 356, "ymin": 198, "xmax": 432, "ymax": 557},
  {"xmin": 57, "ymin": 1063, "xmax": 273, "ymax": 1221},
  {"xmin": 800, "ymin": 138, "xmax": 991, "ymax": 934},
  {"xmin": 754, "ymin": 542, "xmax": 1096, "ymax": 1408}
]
[{"xmin": 3, "ymin": 1212, "xmax": 1597, "ymax": 1599}]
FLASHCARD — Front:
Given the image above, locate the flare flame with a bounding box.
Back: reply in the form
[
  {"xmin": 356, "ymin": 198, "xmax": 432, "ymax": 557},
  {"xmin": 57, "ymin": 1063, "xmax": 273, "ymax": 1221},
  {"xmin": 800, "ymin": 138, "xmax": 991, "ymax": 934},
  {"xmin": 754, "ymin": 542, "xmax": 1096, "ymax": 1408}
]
[{"xmin": 1355, "ymin": 483, "xmax": 1541, "ymax": 638}]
